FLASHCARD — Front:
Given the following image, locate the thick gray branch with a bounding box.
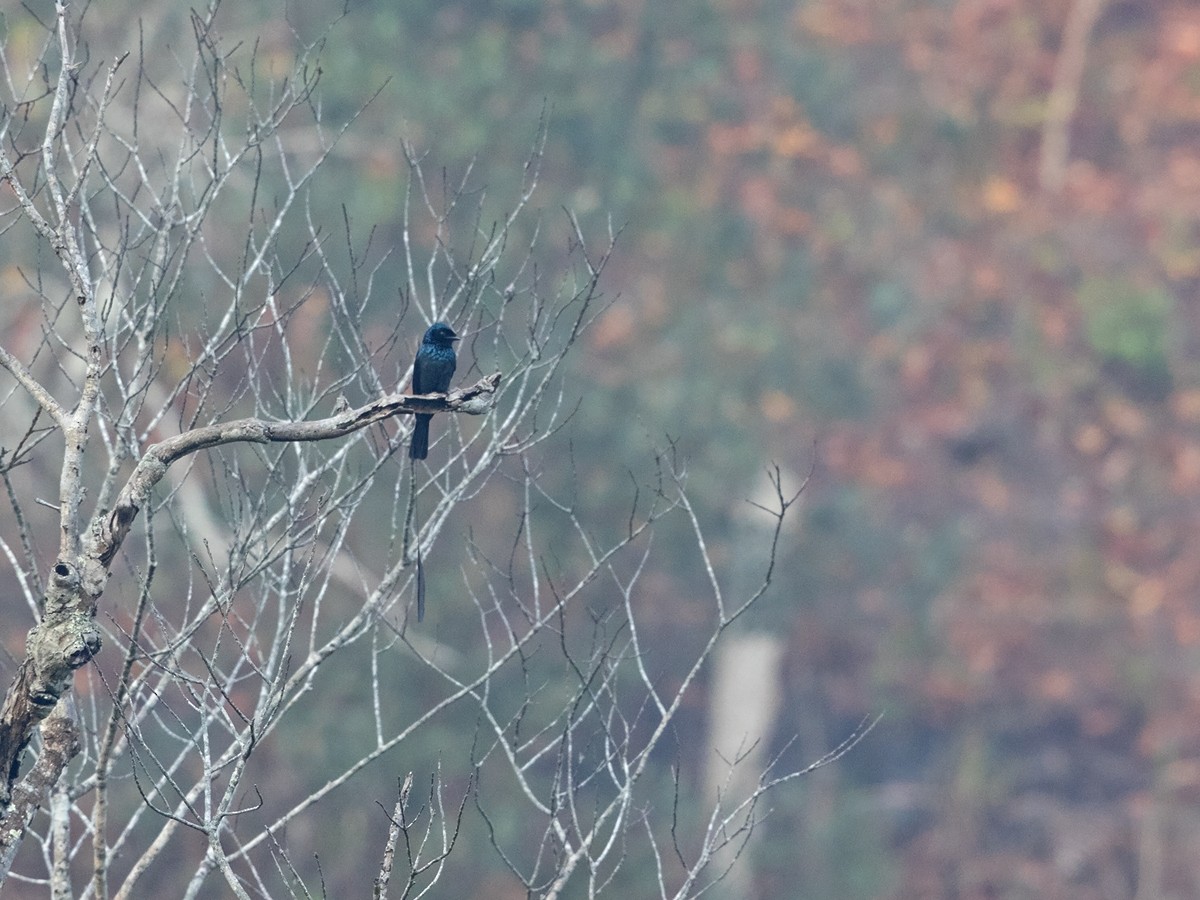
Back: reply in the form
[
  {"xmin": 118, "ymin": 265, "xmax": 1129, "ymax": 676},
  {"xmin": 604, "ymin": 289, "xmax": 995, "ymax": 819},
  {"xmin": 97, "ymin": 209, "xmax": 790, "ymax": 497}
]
[
  {"xmin": 0, "ymin": 346, "xmax": 68, "ymax": 427},
  {"xmin": 85, "ymin": 371, "xmax": 501, "ymax": 581},
  {"xmin": 0, "ymin": 373, "xmax": 500, "ymax": 825},
  {"xmin": 0, "ymin": 706, "xmax": 78, "ymax": 883}
]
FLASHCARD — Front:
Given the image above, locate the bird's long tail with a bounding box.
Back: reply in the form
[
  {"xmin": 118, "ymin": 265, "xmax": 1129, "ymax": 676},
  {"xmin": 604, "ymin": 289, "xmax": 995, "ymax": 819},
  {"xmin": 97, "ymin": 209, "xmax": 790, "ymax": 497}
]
[{"xmin": 410, "ymin": 413, "xmax": 431, "ymax": 459}]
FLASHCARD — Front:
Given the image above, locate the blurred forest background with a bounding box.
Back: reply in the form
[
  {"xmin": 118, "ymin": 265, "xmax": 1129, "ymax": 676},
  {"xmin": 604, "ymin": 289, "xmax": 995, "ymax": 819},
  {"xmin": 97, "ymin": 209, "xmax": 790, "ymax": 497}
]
[{"xmin": 3, "ymin": 0, "xmax": 1199, "ymax": 897}]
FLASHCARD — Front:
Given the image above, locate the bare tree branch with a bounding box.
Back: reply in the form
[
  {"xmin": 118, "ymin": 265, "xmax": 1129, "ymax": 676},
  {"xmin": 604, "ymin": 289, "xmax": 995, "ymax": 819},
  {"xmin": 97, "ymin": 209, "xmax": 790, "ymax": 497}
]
[{"xmin": 0, "ymin": 7, "xmax": 867, "ymax": 898}]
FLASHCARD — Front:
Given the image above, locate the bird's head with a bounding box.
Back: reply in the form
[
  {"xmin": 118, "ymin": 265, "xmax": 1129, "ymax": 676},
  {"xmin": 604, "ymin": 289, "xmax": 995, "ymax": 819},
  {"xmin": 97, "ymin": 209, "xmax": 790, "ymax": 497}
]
[{"xmin": 425, "ymin": 322, "xmax": 460, "ymax": 346}]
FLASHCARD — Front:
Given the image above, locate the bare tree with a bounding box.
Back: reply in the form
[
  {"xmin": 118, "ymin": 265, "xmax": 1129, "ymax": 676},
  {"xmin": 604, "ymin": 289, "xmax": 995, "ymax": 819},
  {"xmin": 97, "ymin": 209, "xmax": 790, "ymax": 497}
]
[{"xmin": 0, "ymin": 5, "xmax": 871, "ymax": 897}]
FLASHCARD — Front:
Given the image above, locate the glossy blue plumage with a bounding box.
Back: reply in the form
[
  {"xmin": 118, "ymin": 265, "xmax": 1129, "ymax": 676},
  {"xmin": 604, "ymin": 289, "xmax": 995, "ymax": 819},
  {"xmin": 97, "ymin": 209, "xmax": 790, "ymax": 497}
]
[{"xmin": 409, "ymin": 322, "xmax": 459, "ymax": 459}]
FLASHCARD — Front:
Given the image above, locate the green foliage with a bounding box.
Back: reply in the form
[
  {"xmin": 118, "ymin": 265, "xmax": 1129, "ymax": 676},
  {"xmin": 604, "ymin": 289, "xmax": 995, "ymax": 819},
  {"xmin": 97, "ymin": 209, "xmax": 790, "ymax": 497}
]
[{"xmin": 1077, "ymin": 276, "xmax": 1175, "ymax": 371}]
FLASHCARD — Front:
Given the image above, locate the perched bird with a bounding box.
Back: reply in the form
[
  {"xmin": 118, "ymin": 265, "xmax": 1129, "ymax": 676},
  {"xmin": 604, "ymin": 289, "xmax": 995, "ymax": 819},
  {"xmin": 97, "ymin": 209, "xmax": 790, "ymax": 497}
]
[{"xmin": 409, "ymin": 322, "xmax": 459, "ymax": 459}]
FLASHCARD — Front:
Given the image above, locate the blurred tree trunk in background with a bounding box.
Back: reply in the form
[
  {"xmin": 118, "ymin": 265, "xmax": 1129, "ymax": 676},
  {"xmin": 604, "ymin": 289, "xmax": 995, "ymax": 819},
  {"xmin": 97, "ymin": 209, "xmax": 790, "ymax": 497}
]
[{"xmin": 705, "ymin": 633, "xmax": 785, "ymax": 900}]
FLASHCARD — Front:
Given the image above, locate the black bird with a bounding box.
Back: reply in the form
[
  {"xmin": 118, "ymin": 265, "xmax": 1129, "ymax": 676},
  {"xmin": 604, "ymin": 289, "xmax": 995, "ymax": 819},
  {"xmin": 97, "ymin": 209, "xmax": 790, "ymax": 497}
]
[{"xmin": 409, "ymin": 322, "xmax": 459, "ymax": 459}]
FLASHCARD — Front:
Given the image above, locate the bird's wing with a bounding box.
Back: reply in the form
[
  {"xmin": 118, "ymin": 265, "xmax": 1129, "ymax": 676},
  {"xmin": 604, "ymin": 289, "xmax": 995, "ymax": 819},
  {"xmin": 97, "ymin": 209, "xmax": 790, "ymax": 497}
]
[{"xmin": 411, "ymin": 352, "xmax": 429, "ymax": 394}]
